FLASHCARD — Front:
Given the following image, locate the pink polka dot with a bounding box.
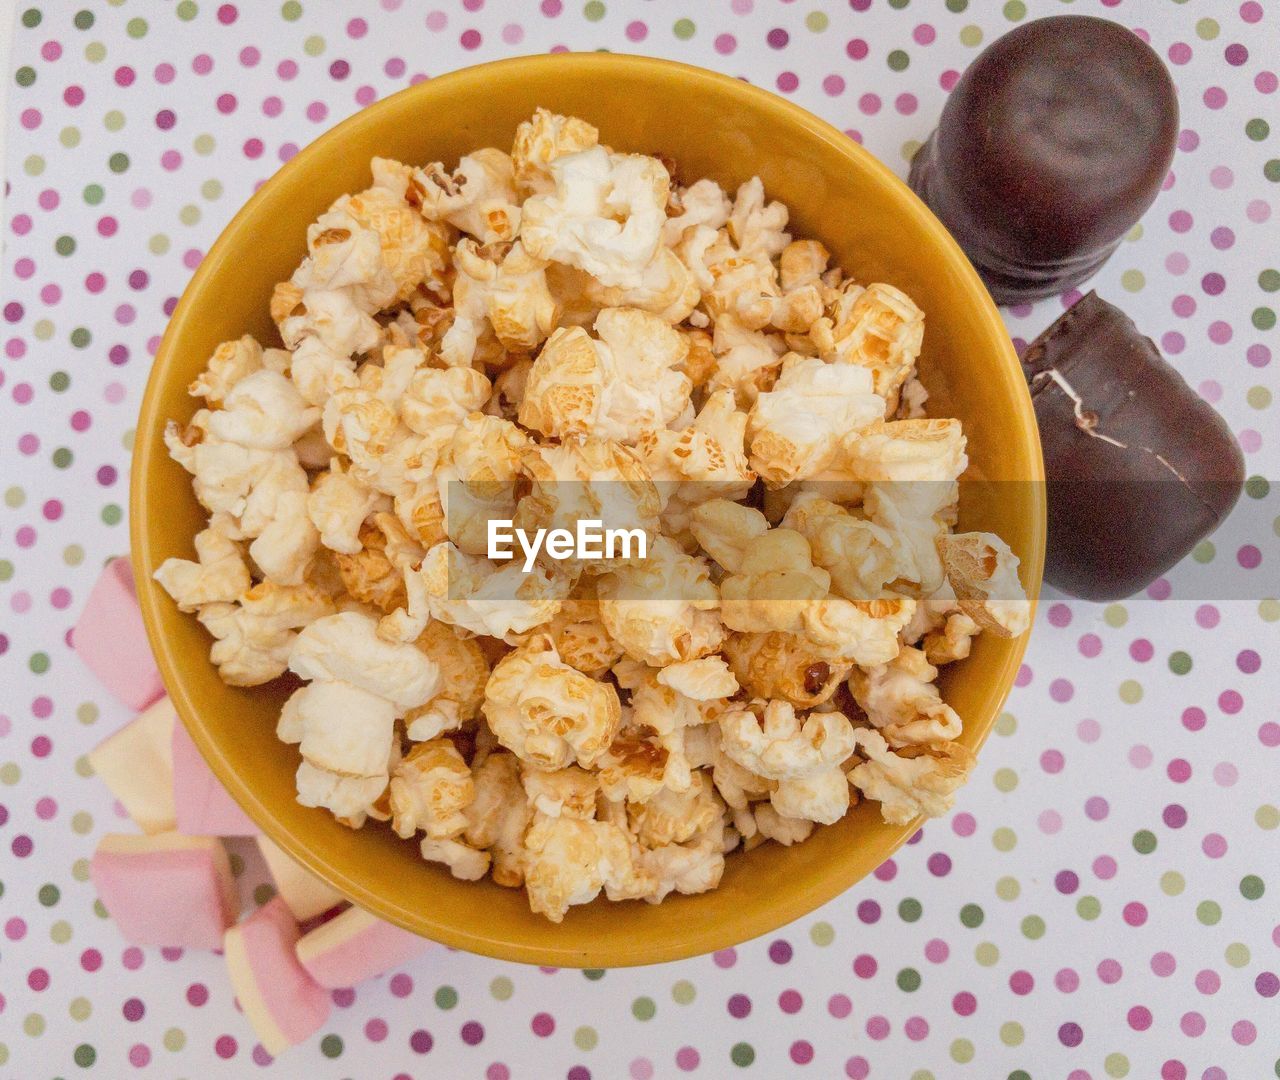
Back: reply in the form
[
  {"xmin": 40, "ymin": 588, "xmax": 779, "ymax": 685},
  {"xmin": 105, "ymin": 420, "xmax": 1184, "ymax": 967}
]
[
  {"xmin": 1124, "ymin": 902, "xmax": 1148, "ymax": 927},
  {"xmin": 624, "ymin": 21, "xmax": 647, "ymax": 42},
  {"xmin": 1203, "ymin": 86, "xmax": 1228, "ymax": 109},
  {"xmin": 1182, "ymin": 706, "xmax": 1206, "ymax": 732},
  {"xmin": 1038, "ymin": 810, "xmax": 1063, "ymax": 834},
  {"xmin": 865, "ymin": 1015, "xmax": 889, "ymax": 1040},
  {"xmin": 240, "ymin": 46, "xmax": 260, "ymax": 66},
  {"xmin": 1199, "ymin": 379, "xmax": 1222, "ymax": 403},
  {"xmin": 1181, "ymin": 1011, "xmax": 1205, "ymax": 1036},
  {"xmin": 1078, "ymin": 633, "xmax": 1101, "ymax": 658},
  {"xmin": 1085, "ymin": 796, "xmax": 1110, "ymax": 821},
  {"xmin": 1168, "ymin": 42, "xmax": 1192, "ymax": 64},
  {"xmin": 1201, "ymin": 833, "xmax": 1227, "ymax": 858},
  {"xmin": 924, "ymin": 938, "xmax": 949, "ymax": 963},
  {"xmin": 1259, "ymin": 722, "xmax": 1280, "ymax": 748},
  {"xmin": 307, "ymin": 102, "xmax": 328, "ymax": 123},
  {"xmin": 903, "ymin": 1016, "xmax": 928, "ymax": 1041},
  {"xmin": 776, "ymin": 72, "xmax": 798, "ymax": 93},
  {"xmin": 1041, "ymin": 749, "xmax": 1065, "ymax": 774},
  {"xmin": 1055, "ymin": 968, "xmax": 1080, "ymax": 992},
  {"xmin": 1128, "ymin": 1005, "xmax": 1153, "ymax": 1031},
  {"xmin": 1218, "ymin": 690, "xmax": 1243, "ymax": 714},
  {"xmin": 1129, "ymin": 744, "xmax": 1153, "ymax": 769},
  {"xmin": 714, "ymin": 33, "xmax": 737, "ymax": 54},
  {"xmin": 460, "ymin": 28, "xmax": 482, "ymax": 49},
  {"xmin": 1231, "ymin": 1020, "xmax": 1256, "ymax": 1045},
  {"xmin": 858, "ymin": 93, "xmax": 881, "ymax": 115},
  {"xmin": 1152, "ymin": 951, "xmax": 1177, "ymax": 976},
  {"xmin": 952, "ymin": 812, "xmax": 976, "ymax": 837},
  {"xmin": 1077, "ymin": 718, "xmax": 1101, "ymax": 743},
  {"xmin": 895, "ymin": 93, "xmax": 917, "ymax": 115},
  {"xmin": 1168, "ymin": 758, "xmax": 1192, "ymax": 783},
  {"xmin": 193, "ymin": 54, "xmax": 213, "ymax": 75},
  {"xmin": 1196, "ymin": 969, "xmax": 1220, "ymax": 994},
  {"xmin": 822, "ymin": 74, "xmax": 845, "ymax": 96},
  {"xmin": 913, "ymin": 24, "xmax": 936, "ymax": 45},
  {"xmin": 1212, "ymin": 762, "xmax": 1238, "ymax": 787},
  {"xmin": 1093, "ymin": 855, "xmax": 1117, "ymax": 880},
  {"xmin": 155, "ymin": 63, "xmax": 175, "ymax": 84},
  {"xmin": 675, "ymin": 1046, "xmax": 699, "ymax": 1070},
  {"xmin": 713, "ymin": 948, "xmax": 737, "ymax": 968},
  {"xmin": 630, "ymin": 1060, "xmax": 654, "ymax": 1080},
  {"xmin": 828, "ymin": 993, "xmax": 852, "ymax": 1019},
  {"xmin": 1247, "ymin": 199, "xmax": 1272, "ymax": 224}
]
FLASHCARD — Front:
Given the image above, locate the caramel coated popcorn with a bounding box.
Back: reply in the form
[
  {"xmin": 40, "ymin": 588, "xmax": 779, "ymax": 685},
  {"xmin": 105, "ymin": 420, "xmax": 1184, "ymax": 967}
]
[{"xmin": 158, "ymin": 111, "xmax": 1030, "ymax": 922}]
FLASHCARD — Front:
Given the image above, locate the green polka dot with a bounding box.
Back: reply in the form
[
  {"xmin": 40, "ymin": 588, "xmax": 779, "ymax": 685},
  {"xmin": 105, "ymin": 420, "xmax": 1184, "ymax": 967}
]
[
  {"xmin": 1253, "ymin": 306, "xmax": 1276, "ymax": 330},
  {"xmin": 1077, "ymin": 895, "xmax": 1101, "ymax": 920},
  {"xmin": 3, "ymin": 487, "xmax": 22, "ymax": 508},
  {"xmin": 75, "ymin": 755, "xmax": 93, "ymax": 778},
  {"xmin": 887, "ymin": 49, "xmax": 910, "ymax": 71},
  {"xmin": 1009, "ymin": 1073, "xmax": 1032, "ymax": 1080},
  {"xmin": 1126, "ymin": 222, "xmax": 1145, "ymax": 242},
  {"xmin": 69, "ymin": 998, "xmax": 91, "ymax": 1021},
  {"xmin": 994, "ymin": 711, "xmax": 1016, "ymax": 737},
  {"xmin": 201, "ymin": 179, "xmax": 223, "ymax": 200},
  {"xmin": 194, "ymin": 134, "xmax": 216, "ymax": 155},
  {"xmin": 896, "ymin": 967, "xmax": 921, "ymax": 992},
  {"xmin": 1196, "ymin": 900, "xmax": 1221, "ymax": 926},
  {"xmin": 1195, "ymin": 17, "xmax": 1219, "ymax": 39},
  {"xmin": 282, "ymin": 0, "xmax": 303, "ymax": 20},
  {"xmin": 1132, "ymin": 829, "xmax": 1157, "ymax": 854},
  {"xmin": 959, "ymin": 24, "xmax": 983, "ymax": 46},
  {"xmin": 1000, "ymin": 1021, "xmax": 1024, "ymax": 1046},
  {"xmin": 993, "ymin": 827, "xmax": 1017, "ymax": 852},
  {"xmin": 1240, "ymin": 875, "xmax": 1265, "ymax": 900},
  {"xmin": 52, "ymin": 448, "xmax": 73, "ymax": 469},
  {"xmin": 887, "ymin": 0, "xmax": 909, "ymax": 8},
  {"xmin": 1248, "ymin": 119, "xmax": 1272, "ymax": 142},
  {"xmin": 1260, "ymin": 269, "xmax": 1280, "ymax": 293},
  {"xmin": 900, "ymin": 139, "xmax": 922, "ymax": 163},
  {"xmin": 70, "ymin": 327, "xmax": 90, "ymax": 348},
  {"xmin": 74, "ymin": 1043, "xmax": 96, "ymax": 1067},
  {"xmin": 30, "ymin": 652, "xmax": 50, "ymax": 674},
  {"xmin": 1246, "ymin": 476, "xmax": 1270, "ymax": 499},
  {"xmin": 319, "ymin": 1034, "xmax": 342, "ymax": 1058},
  {"xmin": 434, "ymin": 985, "xmax": 457, "ymax": 1009},
  {"xmin": 673, "ymin": 18, "xmax": 695, "ymax": 39},
  {"xmin": 1021, "ymin": 915, "xmax": 1045, "ymax": 940},
  {"xmin": 898, "ymin": 897, "xmax": 922, "ymax": 922},
  {"xmin": 77, "ymin": 702, "xmax": 99, "ymax": 727},
  {"xmin": 810, "ymin": 921, "xmax": 834, "ymax": 946},
  {"xmin": 573, "ymin": 1026, "xmax": 598, "ymax": 1051},
  {"xmin": 946, "ymin": 0, "xmax": 967, "ymax": 11},
  {"xmin": 1105, "ymin": 1053, "xmax": 1130, "ymax": 1078},
  {"xmin": 1225, "ymin": 942, "xmax": 1250, "ymax": 967},
  {"xmin": 126, "ymin": 17, "xmax": 147, "ymax": 37},
  {"xmin": 631, "ymin": 996, "xmax": 655, "ymax": 1020},
  {"xmin": 0, "ymin": 560, "xmax": 12, "ymax": 583},
  {"xmin": 164, "ymin": 1028, "xmax": 186, "ymax": 1052},
  {"xmin": 34, "ymin": 319, "xmax": 54, "ymax": 340},
  {"xmin": 104, "ymin": 110, "xmax": 124, "ymax": 132},
  {"xmin": 910, "ymin": 1073, "xmax": 934, "ymax": 1080},
  {"xmin": 672, "ymin": 979, "xmax": 695, "ymax": 1004},
  {"xmin": 1118, "ymin": 679, "xmax": 1143, "ymax": 704},
  {"xmin": 583, "ymin": 968, "xmax": 605, "ymax": 981},
  {"xmin": 1120, "ymin": 269, "xmax": 1145, "ymax": 292},
  {"xmin": 21, "ymin": 8, "xmax": 41, "ymax": 28},
  {"xmin": 1161, "ymin": 870, "xmax": 1185, "ymax": 896},
  {"xmin": 149, "ymin": 234, "xmax": 171, "ymax": 255},
  {"xmin": 1191, "ymin": 540, "xmax": 1215, "ymax": 563},
  {"xmin": 1003, "ymin": 0, "xmax": 1026, "ymax": 19},
  {"xmin": 993, "ymin": 767, "xmax": 1018, "ymax": 792},
  {"xmin": 304, "ymin": 34, "xmax": 325, "ymax": 56},
  {"xmin": 730, "ymin": 1043, "xmax": 755, "ymax": 1067},
  {"xmin": 951, "ymin": 1038, "xmax": 975, "ymax": 1063},
  {"xmin": 1248, "ymin": 386, "xmax": 1273, "ymax": 410},
  {"xmin": 805, "ymin": 12, "xmax": 829, "ymax": 31},
  {"xmin": 180, "ymin": 204, "xmax": 202, "ymax": 226},
  {"xmin": 108, "ymin": 152, "xmax": 129, "ymax": 173},
  {"xmin": 123, "ymin": 429, "xmax": 136, "ymax": 452},
  {"xmin": 74, "ymin": 10, "xmax": 95, "ymax": 30},
  {"xmin": 959, "ymin": 903, "xmax": 984, "ymax": 928},
  {"xmin": 583, "ymin": 1, "xmax": 605, "ymax": 21},
  {"xmin": 1257, "ymin": 804, "xmax": 1280, "ymax": 830},
  {"xmin": 101, "ymin": 504, "xmax": 123, "ymax": 526},
  {"xmin": 995, "ymin": 876, "xmax": 1020, "ymax": 901},
  {"xmin": 60, "ymin": 126, "xmax": 81, "ymax": 148},
  {"xmin": 1101, "ymin": 608, "xmax": 1130, "ymax": 634},
  {"xmin": 489, "ymin": 976, "xmax": 513, "ymax": 1001},
  {"xmin": 177, "ymin": 1, "xmax": 198, "ymax": 19},
  {"xmin": 0, "ymin": 763, "xmax": 20, "ymax": 785},
  {"xmin": 94, "ymin": 897, "xmax": 109, "ymax": 919},
  {"xmin": 85, "ymin": 41, "xmax": 106, "ymax": 63},
  {"xmin": 975, "ymin": 941, "xmax": 999, "ymax": 966},
  {"xmin": 39, "ymin": 884, "xmax": 60, "ymax": 906},
  {"xmin": 24, "ymin": 154, "xmax": 45, "ymax": 176},
  {"xmin": 24, "ymin": 1014, "xmax": 45, "ymax": 1037},
  {"xmin": 252, "ymin": 883, "xmax": 275, "ymax": 905},
  {"xmin": 64, "ymin": 544, "xmax": 85, "ymax": 566},
  {"xmin": 72, "ymin": 812, "xmax": 93, "ymax": 834},
  {"xmin": 15, "ymin": 67, "xmax": 36, "ymax": 88}
]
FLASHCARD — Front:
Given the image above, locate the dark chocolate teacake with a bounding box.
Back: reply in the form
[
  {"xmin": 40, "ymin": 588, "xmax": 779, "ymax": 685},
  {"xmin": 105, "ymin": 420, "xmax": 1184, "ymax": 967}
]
[
  {"xmin": 1023, "ymin": 293, "xmax": 1244, "ymax": 602},
  {"xmin": 910, "ymin": 16, "xmax": 1179, "ymax": 305}
]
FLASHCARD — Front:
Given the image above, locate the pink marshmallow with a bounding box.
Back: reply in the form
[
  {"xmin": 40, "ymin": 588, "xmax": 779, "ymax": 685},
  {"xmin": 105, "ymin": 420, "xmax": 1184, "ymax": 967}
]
[
  {"xmin": 296, "ymin": 904, "xmax": 430, "ymax": 988},
  {"xmin": 72, "ymin": 557, "xmax": 165, "ymax": 711},
  {"xmin": 171, "ymin": 720, "xmax": 260, "ymax": 836},
  {"xmin": 225, "ymin": 898, "xmax": 331, "ymax": 1055},
  {"xmin": 90, "ymin": 833, "xmax": 239, "ymax": 950},
  {"xmin": 257, "ymin": 835, "xmax": 345, "ymax": 922},
  {"xmin": 87, "ymin": 697, "xmax": 178, "ymax": 834}
]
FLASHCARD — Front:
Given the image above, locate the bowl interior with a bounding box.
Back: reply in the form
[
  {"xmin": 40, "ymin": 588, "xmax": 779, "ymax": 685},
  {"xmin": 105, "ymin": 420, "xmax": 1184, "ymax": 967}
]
[{"xmin": 132, "ymin": 54, "xmax": 1044, "ymax": 967}]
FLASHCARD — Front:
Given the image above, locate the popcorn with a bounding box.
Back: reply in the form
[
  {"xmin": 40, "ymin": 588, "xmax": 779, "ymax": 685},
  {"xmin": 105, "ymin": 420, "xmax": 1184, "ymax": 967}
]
[
  {"xmin": 847, "ymin": 728, "xmax": 975, "ymax": 825},
  {"xmin": 483, "ymin": 640, "xmax": 621, "ymax": 770},
  {"xmin": 519, "ymin": 307, "xmax": 691, "ymax": 443},
  {"xmin": 161, "ymin": 111, "xmax": 1031, "ymax": 921},
  {"xmin": 520, "ymin": 146, "xmax": 670, "ymax": 289},
  {"xmin": 848, "ymin": 646, "xmax": 962, "ymax": 748},
  {"xmin": 748, "ymin": 357, "xmax": 886, "ymax": 487},
  {"xmin": 388, "ymin": 739, "xmax": 475, "ymax": 840}
]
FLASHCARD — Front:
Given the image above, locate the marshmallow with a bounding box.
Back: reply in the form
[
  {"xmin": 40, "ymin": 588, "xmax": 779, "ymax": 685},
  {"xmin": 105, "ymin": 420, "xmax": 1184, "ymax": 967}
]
[
  {"xmin": 224, "ymin": 898, "xmax": 332, "ymax": 1055},
  {"xmin": 87, "ymin": 697, "xmax": 178, "ymax": 834},
  {"xmin": 90, "ymin": 833, "xmax": 239, "ymax": 949},
  {"xmin": 171, "ymin": 721, "xmax": 260, "ymax": 836},
  {"xmin": 295, "ymin": 904, "xmax": 429, "ymax": 988},
  {"xmin": 256, "ymin": 835, "xmax": 344, "ymax": 922},
  {"xmin": 72, "ymin": 557, "xmax": 165, "ymax": 711}
]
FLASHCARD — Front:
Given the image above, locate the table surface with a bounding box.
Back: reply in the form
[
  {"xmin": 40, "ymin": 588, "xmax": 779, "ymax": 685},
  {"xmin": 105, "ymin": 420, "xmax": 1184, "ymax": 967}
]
[{"xmin": 2, "ymin": 2, "xmax": 1278, "ymax": 1078}]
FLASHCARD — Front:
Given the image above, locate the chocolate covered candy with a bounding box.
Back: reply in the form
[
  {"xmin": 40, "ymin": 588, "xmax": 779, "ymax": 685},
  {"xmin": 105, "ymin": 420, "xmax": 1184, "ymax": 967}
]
[
  {"xmin": 1023, "ymin": 292, "xmax": 1244, "ymax": 601},
  {"xmin": 909, "ymin": 16, "xmax": 1178, "ymax": 305}
]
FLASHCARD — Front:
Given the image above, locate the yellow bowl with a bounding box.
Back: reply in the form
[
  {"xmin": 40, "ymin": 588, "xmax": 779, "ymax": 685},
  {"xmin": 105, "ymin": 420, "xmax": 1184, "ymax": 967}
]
[{"xmin": 132, "ymin": 53, "xmax": 1044, "ymax": 967}]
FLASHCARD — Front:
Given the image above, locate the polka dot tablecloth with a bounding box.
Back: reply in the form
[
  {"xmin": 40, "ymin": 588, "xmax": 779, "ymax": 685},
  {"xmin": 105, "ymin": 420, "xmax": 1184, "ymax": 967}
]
[{"xmin": 2, "ymin": 1, "xmax": 1278, "ymax": 1078}]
